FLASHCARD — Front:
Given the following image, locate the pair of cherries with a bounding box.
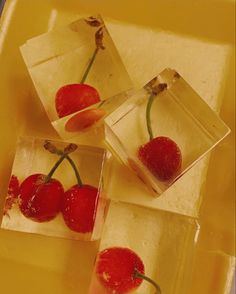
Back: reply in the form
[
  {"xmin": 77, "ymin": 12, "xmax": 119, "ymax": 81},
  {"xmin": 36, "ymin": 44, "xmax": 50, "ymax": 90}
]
[{"xmin": 7, "ymin": 142, "xmax": 98, "ymax": 234}]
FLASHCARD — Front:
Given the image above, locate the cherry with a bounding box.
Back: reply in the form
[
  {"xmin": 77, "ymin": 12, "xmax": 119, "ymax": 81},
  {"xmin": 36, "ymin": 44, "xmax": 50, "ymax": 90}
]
[
  {"xmin": 61, "ymin": 184, "xmax": 98, "ymax": 233},
  {"xmin": 138, "ymin": 85, "xmax": 182, "ymax": 182},
  {"xmin": 138, "ymin": 136, "xmax": 182, "ymax": 181},
  {"xmin": 19, "ymin": 173, "xmax": 63, "ymax": 222},
  {"xmin": 44, "ymin": 141, "xmax": 100, "ymax": 234},
  {"xmin": 55, "ymin": 84, "xmax": 100, "ymax": 118},
  {"xmin": 65, "ymin": 108, "xmax": 106, "ymax": 132},
  {"xmin": 95, "ymin": 247, "xmax": 161, "ymax": 293},
  {"xmin": 55, "ymin": 25, "xmax": 105, "ymax": 118},
  {"xmin": 17, "ymin": 142, "xmax": 78, "ymax": 223},
  {"xmin": 4, "ymin": 175, "xmax": 20, "ymax": 216}
]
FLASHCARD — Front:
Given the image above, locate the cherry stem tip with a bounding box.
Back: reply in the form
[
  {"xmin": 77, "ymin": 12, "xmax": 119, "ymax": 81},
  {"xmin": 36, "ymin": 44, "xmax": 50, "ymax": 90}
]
[{"xmin": 134, "ymin": 269, "xmax": 161, "ymax": 294}]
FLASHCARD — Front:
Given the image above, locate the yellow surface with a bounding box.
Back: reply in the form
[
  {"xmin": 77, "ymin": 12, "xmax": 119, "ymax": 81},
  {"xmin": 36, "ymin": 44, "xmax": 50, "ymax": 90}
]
[
  {"xmin": 0, "ymin": 0, "xmax": 235, "ymax": 293},
  {"xmin": 191, "ymin": 250, "xmax": 235, "ymax": 294}
]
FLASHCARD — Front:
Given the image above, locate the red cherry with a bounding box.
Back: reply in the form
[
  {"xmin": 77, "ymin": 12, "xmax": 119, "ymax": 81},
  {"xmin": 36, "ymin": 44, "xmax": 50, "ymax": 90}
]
[
  {"xmin": 4, "ymin": 175, "xmax": 20, "ymax": 216},
  {"xmin": 19, "ymin": 173, "xmax": 64, "ymax": 222},
  {"xmin": 138, "ymin": 136, "xmax": 182, "ymax": 181},
  {"xmin": 61, "ymin": 184, "xmax": 98, "ymax": 233},
  {"xmin": 65, "ymin": 108, "xmax": 106, "ymax": 132},
  {"xmin": 55, "ymin": 84, "xmax": 100, "ymax": 118},
  {"xmin": 96, "ymin": 247, "xmax": 144, "ymax": 293}
]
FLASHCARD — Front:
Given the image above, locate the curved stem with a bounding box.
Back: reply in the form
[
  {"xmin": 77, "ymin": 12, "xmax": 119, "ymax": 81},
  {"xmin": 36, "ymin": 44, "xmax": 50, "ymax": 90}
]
[
  {"xmin": 146, "ymin": 94, "xmax": 155, "ymax": 141},
  {"xmin": 65, "ymin": 155, "xmax": 83, "ymax": 187},
  {"xmin": 45, "ymin": 153, "xmax": 67, "ymax": 183},
  {"xmin": 134, "ymin": 269, "xmax": 161, "ymax": 294},
  {"xmin": 44, "ymin": 141, "xmax": 83, "ymax": 186},
  {"xmin": 80, "ymin": 47, "xmax": 99, "ymax": 84}
]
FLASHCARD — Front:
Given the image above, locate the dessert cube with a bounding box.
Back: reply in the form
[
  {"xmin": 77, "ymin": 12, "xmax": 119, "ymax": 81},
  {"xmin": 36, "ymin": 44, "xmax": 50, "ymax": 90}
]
[
  {"xmin": 1, "ymin": 136, "xmax": 110, "ymax": 241},
  {"xmin": 89, "ymin": 201, "xmax": 199, "ymax": 293},
  {"xmin": 20, "ymin": 15, "xmax": 132, "ymax": 137},
  {"xmin": 105, "ymin": 68, "xmax": 230, "ymax": 195}
]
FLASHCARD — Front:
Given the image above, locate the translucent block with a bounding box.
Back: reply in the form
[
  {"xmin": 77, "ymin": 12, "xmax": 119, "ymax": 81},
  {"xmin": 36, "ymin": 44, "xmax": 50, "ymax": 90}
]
[
  {"xmin": 105, "ymin": 68, "xmax": 230, "ymax": 195},
  {"xmin": 20, "ymin": 15, "xmax": 132, "ymax": 125},
  {"xmin": 89, "ymin": 201, "xmax": 199, "ymax": 294},
  {"xmin": 1, "ymin": 137, "xmax": 111, "ymax": 241},
  {"xmin": 52, "ymin": 90, "xmax": 132, "ymax": 144}
]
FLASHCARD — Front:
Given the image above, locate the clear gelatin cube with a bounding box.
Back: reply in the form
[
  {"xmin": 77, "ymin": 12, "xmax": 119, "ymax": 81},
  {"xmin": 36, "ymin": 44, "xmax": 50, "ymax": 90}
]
[
  {"xmin": 20, "ymin": 15, "xmax": 132, "ymax": 125},
  {"xmin": 89, "ymin": 201, "xmax": 199, "ymax": 294},
  {"xmin": 1, "ymin": 136, "xmax": 110, "ymax": 241},
  {"xmin": 105, "ymin": 68, "xmax": 230, "ymax": 195}
]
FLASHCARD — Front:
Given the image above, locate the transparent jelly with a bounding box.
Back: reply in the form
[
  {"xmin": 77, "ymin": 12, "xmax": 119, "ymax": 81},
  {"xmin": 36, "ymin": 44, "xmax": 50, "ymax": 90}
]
[
  {"xmin": 1, "ymin": 137, "xmax": 110, "ymax": 241},
  {"xmin": 20, "ymin": 15, "xmax": 132, "ymax": 138},
  {"xmin": 89, "ymin": 201, "xmax": 199, "ymax": 293},
  {"xmin": 105, "ymin": 68, "xmax": 230, "ymax": 195}
]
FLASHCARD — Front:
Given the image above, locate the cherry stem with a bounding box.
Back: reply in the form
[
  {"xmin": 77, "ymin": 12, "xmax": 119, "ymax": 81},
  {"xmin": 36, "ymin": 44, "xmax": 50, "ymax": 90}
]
[
  {"xmin": 146, "ymin": 94, "xmax": 155, "ymax": 141},
  {"xmin": 134, "ymin": 269, "xmax": 161, "ymax": 294},
  {"xmin": 45, "ymin": 153, "xmax": 67, "ymax": 183},
  {"xmin": 80, "ymin": 47, "xmax": 99, "ymax": 84},
  {"xmin": 44, "ymin": 141, "xmax": 83, "ymax": 186},
  {"xmin": 65, "ymin": 154, "xmax": 83, "ymax": 187}
]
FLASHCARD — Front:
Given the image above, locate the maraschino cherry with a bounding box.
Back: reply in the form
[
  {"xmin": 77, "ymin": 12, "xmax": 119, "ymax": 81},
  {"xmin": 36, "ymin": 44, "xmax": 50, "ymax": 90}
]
[
  {"xmin": 19, "ymin": 143, "xmax": 77, "ymax": 222},
  {"xmin": 45, "ymin": 141, "xmax": 99, "ymax": 233},
  {"xmin": 138, "ymin": 83, "xmax": 182, "ymax": 182},
  {"xmin": 62, "ymin": 183, "xmax": 99, "ymax": 233},
  {"xmin": 61, "ymin": 153, "xmax": 99, "ymax": 233},
  {"xmin": 96, "ymin": 247, "xmax": 161, "ymax": 293},
  {"xmin": 55, "ymin": 19, "xmax": 105, "ymax": 118}
]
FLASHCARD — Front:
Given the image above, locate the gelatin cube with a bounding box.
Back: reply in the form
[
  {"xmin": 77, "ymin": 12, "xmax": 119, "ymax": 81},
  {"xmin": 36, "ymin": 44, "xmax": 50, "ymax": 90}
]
[{"xmin": 1, "ymin": 136, "xmax": 109, "ymax": 241}]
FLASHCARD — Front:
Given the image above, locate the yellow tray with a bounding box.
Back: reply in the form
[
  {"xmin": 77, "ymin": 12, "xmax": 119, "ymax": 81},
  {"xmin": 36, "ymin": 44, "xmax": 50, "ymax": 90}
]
[{"xmin": 0, "ymin": 0, "xmax": 235, "ymax": 293}]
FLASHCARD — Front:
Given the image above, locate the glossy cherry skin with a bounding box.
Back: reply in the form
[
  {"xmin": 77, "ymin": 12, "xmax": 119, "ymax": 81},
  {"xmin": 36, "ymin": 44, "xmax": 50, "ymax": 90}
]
[
  {"xmin": 65, "ymin": 108, "xmax": 106, "ymax": 132},
  {"xmin": 61, "ymin": 184, "xmax": 98, "ymax": 233},
  {"xmin": 19, "ymin": 174, "xmax": 64, "ymax": 222},
  {"xmin": 96, "ymin": 247, "xmax": 145, "ymax": 293},
  {"xmin": 138, "ymin": 136, "xmax": 182, "ymax": 182},
  {"xmin": 55, "ymin": 84, "xmax": 100, "ymax": 118}
]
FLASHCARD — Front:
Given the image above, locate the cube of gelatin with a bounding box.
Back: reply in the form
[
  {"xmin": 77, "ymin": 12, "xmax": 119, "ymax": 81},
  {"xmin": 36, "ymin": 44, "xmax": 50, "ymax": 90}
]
[
  {"xmin": 52, "ymin": 90, "xmax": 132, "ymax": 145},
  {"xmin": 105, "ymin": 68, "xmax": 230, "ymax": 195},
  {"xmin": 20, "ymin": 15, "xmax": 132, "ymax": 129},
  {"xmin": 89, "ymin": 201, "xmax": 199, "ymax": 294},
  {"xmin": 1, "ymin": 137, "xmax": 110, "ymax": 241}
]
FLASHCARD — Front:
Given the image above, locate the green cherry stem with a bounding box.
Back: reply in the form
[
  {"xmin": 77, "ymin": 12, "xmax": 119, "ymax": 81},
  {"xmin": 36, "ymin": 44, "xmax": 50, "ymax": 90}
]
[
  {"xmin": 43, "ymin": 141, "xmax": 83, "ymax": 187},
  {"xmin": 80, "ymin": 47, "xmax": 99, "ymax": 84},
  {"xmin": 45, "ymin": 153, "xmax": 67, "ymax": 183},
  {"xmin": 146, "ymin": 94, "xmax": 155, "ymax": 141},
  {"xmin": 65, "ymin": 154, "xmax": 83, "ymax": 187},
  {"xmin": 134, "ymin": 269, "xmax": 161, "ymax": 294}
]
